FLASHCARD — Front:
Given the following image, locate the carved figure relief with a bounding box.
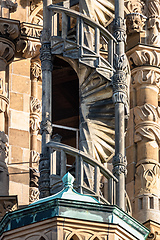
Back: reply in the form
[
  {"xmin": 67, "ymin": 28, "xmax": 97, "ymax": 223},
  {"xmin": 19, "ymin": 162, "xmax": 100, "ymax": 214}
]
[
  {"xmin": 135, "ymin": 164, "xmax": 160, "ymax": 194},
  {"xmin": 126, "ymin": 13, "xmax": 145, "ymax": 34},
  {"xmin": 124, "ymin": 0, "xmax": 146, "ymax": 14}
]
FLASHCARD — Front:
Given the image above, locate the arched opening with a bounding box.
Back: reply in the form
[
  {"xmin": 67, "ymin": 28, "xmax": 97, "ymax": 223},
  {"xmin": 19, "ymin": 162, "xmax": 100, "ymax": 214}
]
[
  {"xmin": 52, "ymin": 56, "xmax": 79, "ymax": 167},
  {"xmin": 39, "ymin": 237, "xmax": 46, "ymax": 240},
  {"xmin": 70, "ymin": 234, "xmax": 80, "ymax": 240}
]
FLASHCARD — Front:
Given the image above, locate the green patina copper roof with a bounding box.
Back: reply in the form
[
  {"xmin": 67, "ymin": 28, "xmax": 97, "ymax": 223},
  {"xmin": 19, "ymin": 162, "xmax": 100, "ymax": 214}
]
[
  {"xmin": 0, "ymin": 173, "xmax": 150, "ymax": 239},
  {"xmin": 31, "ymin": 172, "xmax": 99, "ymax": 205}
]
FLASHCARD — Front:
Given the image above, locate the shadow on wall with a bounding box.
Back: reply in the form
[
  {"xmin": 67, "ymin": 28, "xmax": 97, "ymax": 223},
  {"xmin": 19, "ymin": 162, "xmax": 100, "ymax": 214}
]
[{"xmin": 19, "ymin": 0, "xmax": 42, "ymax": 8}]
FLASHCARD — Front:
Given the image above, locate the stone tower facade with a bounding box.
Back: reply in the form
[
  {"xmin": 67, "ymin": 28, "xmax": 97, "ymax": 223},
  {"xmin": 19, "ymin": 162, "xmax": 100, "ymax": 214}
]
[
  {"xmin": 125, "ymin": 0, "xmax": 160, "ymax": 226},
  {"xmin": 0, "ymin": 0, "xmax": 160, "ymax": 238}
]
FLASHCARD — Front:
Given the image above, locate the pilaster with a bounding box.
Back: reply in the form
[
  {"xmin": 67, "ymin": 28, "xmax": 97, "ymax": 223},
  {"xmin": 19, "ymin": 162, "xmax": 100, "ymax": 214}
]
[{"xmin": 126, "ymin": 44, "xmax": 160, "ymax": 222}]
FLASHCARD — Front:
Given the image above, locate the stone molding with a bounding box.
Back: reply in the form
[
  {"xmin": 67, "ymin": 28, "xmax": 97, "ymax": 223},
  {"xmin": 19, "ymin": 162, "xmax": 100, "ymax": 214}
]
[{"xmin": 21, "ymin": 22, "xmax": 42, "ymax": 39}]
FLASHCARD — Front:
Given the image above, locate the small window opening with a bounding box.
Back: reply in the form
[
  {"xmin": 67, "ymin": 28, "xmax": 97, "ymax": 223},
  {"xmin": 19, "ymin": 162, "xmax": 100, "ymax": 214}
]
[{"xmin": 149, "ymin": 197, "xmax": 154, "ymax": 209}]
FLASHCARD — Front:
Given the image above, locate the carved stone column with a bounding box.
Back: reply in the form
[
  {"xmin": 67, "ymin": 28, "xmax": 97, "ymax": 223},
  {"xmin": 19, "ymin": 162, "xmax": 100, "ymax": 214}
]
[
  {"xmin": 126, "ymin": 45, "xmax": 160, "ymax": 222},
  {"xmin": 112, "ymin": 0, "xmax": 130, "ymax": 210},
  {"xmin": 0, "ymin": 17, "xmax": 19, "ymax": 196},
  {"xmin": 125, "ymin": 0, "xmax": 160, "ymax": 222},
  {"xmin": 29, "ymin": 60, "xmax": 42, "ymax": 202},
  {"xmin": 39, "ymin": 0, "xmax": 53, "ymax": 198}
]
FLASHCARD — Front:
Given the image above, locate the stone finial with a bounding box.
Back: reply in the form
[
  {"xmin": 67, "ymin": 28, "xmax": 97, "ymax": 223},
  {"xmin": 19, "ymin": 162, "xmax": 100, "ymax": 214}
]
[{"xmin": 62, "ymin": 172, "xmax": 75, "ymax": 188}]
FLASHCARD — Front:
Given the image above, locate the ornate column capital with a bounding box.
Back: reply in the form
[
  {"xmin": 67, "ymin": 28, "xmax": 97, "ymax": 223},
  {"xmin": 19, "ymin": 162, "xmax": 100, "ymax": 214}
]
[
  {"xmin": 112, "ymin": 153, "xmax": 127, "ymax": 176},
  {"xmin": 40, "ymin": 42, "xmax": 53, "ymax": 72}
]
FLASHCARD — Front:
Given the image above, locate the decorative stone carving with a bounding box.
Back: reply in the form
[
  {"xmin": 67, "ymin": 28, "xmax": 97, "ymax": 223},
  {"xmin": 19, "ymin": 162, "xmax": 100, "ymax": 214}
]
[
  {"xmin": 126, "ymin": 13, "xmax": 146, "ymax": 34},
  {"xmin": 124, "ymin": 0, "xmax": 146, "ymax": 14},
  {"xmin": 0, "ymin": 40, "xmax": 15, "ymax": 65},
  {"xmin": 5, "ymin": 0, "xmax": 18, "ymax": 13},
  {"xmin": 30, "ymin": 97, "xmax": 41, "ymax": 133},
  {"xmin": 40, "ymin": 42, "xmax": 53, "ymax": 71},
  {"xmin": 40, "ymin": 119, "xmax": 52, "ymax": 135},
  {"xmin": 134, "ymin": 104, "xmax": 160, "ymax": 125},
  {"xmin": 80, "ymin": 0, "xmax": 114, "ymax": 27},
  {"xmin": 30, "ymin": 167, "xmax": 40, "ymax": 188},
  {"xmin": 112, "ymin": 153, "xmax": 127, "ymax": 176},
  {"xmin": 132, "ymin": 68, "xmax": 160, "ymax": 89},
  {"xmin": 30, "ymin": 150, "xmax": 40, "ymax": 164},
  {"xmin": 29, "ymin": 187, "xmax": 40, "ymax": 202},
  {"xmin": 31, "ymin": 62, "xmax": 42, "ymax": 80},
  {"xmin": 0, "ymin": 18, "xmax": 19, "ymax": 40},
  {"xmin": 22, "ymin": 40, "xmax": 41, "ymax": 59},
  {"xmin": 29, "ymin": 168, "xmax": 40, "ymax": 203},
  {"xmin": 21, "ymin": 22, "xmax": 42, "ymax": 39},
  {"xmin": 135, "ymin": 163, "xmax": 160, "ymax": 195},
  {"xmin": 129, "ymin": 50, "xmax": 160, "ymax": 67},
  {"xmin": 30, "ymin": 0, "xmax": 43, "ymax": 14},
  {"xmin": 134, "ymin": 104, "xmax": 160, "ymax": 144},
  {"xmin": 30, "ymin": 116, "xmax": 41, "ymax": 133},
  {"xmin": 30, "ymin": 97, "xmax": 41, "ymax": 114},
  {"xmin": 147, "ymin": 0, "xmax": 160, "ymax": 45},
  {"xmin": 0, "ymin": 196, "xmax": 17, "ymax": 220}
]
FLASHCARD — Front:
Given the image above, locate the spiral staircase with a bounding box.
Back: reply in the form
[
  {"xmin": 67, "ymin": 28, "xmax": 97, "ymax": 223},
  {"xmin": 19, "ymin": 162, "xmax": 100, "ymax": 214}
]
[{"xmin": 41, "ymin": 3, "xmax": 132, "ymax": 214}]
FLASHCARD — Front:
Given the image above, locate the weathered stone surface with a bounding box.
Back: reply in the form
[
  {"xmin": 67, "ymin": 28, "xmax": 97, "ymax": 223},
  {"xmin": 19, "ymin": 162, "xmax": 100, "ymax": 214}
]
[
  {"xmin": 9, "ymin": 129, "xmax": 29, "ymax": 148},
  {"xmin": 11, "ymin": 75, "xmax": 30, "ymax": 94},
  {"xmin": 10, "ymin": 93, "xmax": 23, "ymax": 111},
  {"xmin": 10, "ymin": 110, "xmax": 29, "ymax": 131}
]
